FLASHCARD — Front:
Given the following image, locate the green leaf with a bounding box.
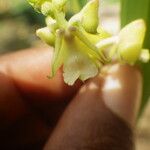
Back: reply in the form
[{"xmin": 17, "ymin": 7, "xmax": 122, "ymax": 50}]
[{"xmin": 121, "ymin": 0, "xmax": 150, "ymax": 116}]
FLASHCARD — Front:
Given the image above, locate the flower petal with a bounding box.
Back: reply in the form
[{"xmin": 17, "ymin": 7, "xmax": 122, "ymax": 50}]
[
  {"xmin": 81, "ymin": 0, "xmax": 99, "ymax": 33},
  {"xmin": 63, "ymin": 49, "xmax": 98, "ymax": 85},
  {"xmin": 36, "ymin": 27, "xmax": 55, "ymax": 46},
  {"xmin": 118, "ymin": 19, "xmax": 146, "ymax": 64},
  {"xmin": 51, "ymin": 29, "xmax": 67, "ymax": 76}
]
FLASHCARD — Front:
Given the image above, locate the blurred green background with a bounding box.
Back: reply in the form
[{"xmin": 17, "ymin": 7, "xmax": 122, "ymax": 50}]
[{"xmin": 0, "ymin": 0, "xmax": 45, "ymax": 53}]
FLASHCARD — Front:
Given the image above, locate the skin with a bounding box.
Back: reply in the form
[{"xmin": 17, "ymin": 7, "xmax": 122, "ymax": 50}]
[
  {"xmin": 0, "ymin": 48, "xmax": 82, "ymax": 149},
  {"xmin": 44, "ymin": 64, "xmax": 141, "ymax": 150},
  {"xmin": 0, "ymin": 48, "xmax": 141, "ymax": 150},
  {"xmin": 44, "ymin": 77, "xmax": 134, "ymax": 150}
]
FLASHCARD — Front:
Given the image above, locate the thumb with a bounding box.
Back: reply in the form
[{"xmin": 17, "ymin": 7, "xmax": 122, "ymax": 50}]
[{"xmin": 44, "ymin": 63, "xmax": 142, "ymax": 150}]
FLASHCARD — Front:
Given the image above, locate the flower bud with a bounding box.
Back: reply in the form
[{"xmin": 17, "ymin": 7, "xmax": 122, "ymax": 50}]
[
  {"xmin": 41, "ymin": 1, "xmax": 54, "ymax": 16},
  {"xmin": 118, "ymin": 19, "xmax": 146, "ymax": 64},
  {"xmin": 81, "ymin": 0, "xmax": 99, "ymax": 33},
  {"xmin": 27, "ymin": 0, "xmax": 47, "ymax": 12},
  {"xmin": 46, "ymin": 16, "xmax": 58, "ymax": 32},
  {"xmin": 52, "ymin": 0, "xmax": 67, "ymax": 10},
  {"xmin": 27, "ymin": 0, "xmax": 39, "ymax": 6},
  {"xmin": 36, "ymin": 27, "xmax": 55, "ymax": 46},
  {"xmin": 139, "ymin": 49, "xmax": 150, "ymax": 63}
]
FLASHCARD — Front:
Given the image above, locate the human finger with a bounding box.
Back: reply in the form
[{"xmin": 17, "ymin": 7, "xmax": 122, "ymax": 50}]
[{"xmin": 44, "ymin": 64, "xmax": 142, "ymax": 150}]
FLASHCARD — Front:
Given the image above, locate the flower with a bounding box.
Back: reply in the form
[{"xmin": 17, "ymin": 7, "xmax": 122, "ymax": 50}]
[
  {"xmin": 31, "ymin": 0, "xmax": 110, "ymax": 85},
  {"xmin": 28, "ymin": 0, "xmax": 149, "ymax": 85}
]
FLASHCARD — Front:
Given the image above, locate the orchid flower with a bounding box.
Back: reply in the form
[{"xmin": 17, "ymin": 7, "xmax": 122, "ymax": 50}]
[{"xmin": 28, "ymin": 0, "xmax": 149, "ymax": 85}]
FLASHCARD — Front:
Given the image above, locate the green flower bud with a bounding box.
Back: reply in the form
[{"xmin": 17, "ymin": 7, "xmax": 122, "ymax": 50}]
[
  {"xmin": 27, "ymin": 0, "xmax": 40, "ymax": 6},
  {"xmin": 139, "ymin": 49, "xmax": 150, "ymax": 63},
  {"xmin": 41, "ymin": 1, "xmax": 54, "ymax": 16},
  {"xmin": 118, "ymin": 19, "xmax": 146, "ymax": 64},
  {"xmin": 46, "ymin": 16, "xmax": 58, "ymax": 32},
  {"xmin": 52, "ymin": 0, "xmax": 67, "ymax": 10},
  {"xmin": 28, "ymin": 0, "xmax": 50, "ymax": 12},
  {"xmin": 36, "ymin": 27, "xmax": 55, "ymax": 46},
  {"xmin": 81, "ymin": 0, "xmax": 99, "ymax": 33}
]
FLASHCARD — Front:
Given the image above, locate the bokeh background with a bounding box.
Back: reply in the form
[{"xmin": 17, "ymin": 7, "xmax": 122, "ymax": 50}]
[
  {"xmin": 0, "ymin": 0, "xmax": 149, "ymax": 149},
  {"xmin": 0, "ymin": 0, "xmax": 45, "ymax": 53}
]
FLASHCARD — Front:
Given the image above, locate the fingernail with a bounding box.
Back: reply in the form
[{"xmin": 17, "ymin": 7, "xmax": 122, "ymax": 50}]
[{"xmin": 101, "ymin": 63, "xmax": 142, "ymax": 127}]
